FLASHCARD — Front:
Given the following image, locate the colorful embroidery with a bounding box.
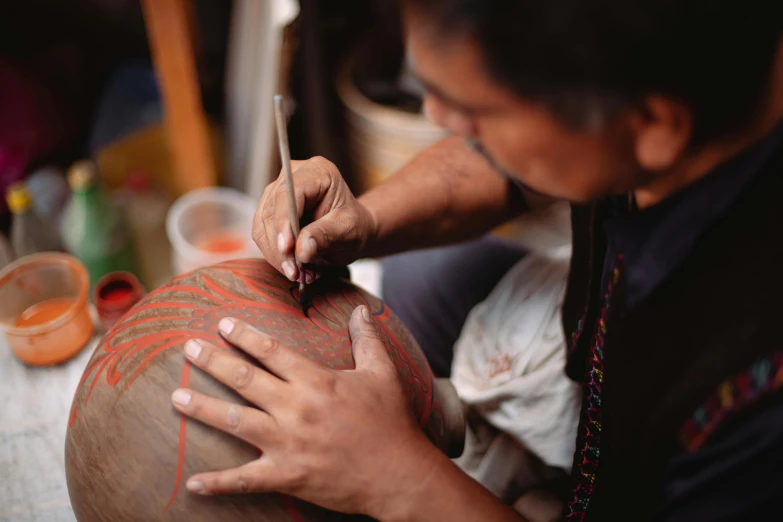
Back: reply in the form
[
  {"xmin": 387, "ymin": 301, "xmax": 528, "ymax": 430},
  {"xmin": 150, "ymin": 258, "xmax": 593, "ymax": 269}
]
[
  {"xmin": 679, "ymin": 351, "xmax": 783, "ymax": 452},
  {"xmin": 566, "ymin": 256, "xmax": 623, "ymax": 521},
  {"xmin": 570, "ymin": 313, "xmax": 586, "ymax": 351}
]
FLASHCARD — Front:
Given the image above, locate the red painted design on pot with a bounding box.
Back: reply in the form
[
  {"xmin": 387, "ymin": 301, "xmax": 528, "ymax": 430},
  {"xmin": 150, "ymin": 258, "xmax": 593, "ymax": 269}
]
[{"xmin": 65, "ymin": 259, "xmax": 446, "ymax": 522}]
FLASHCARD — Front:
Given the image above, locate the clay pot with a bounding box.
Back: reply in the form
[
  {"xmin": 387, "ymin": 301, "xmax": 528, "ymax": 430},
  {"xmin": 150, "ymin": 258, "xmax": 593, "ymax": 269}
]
[{"xmin": 65, "ymin": 259, "xmax": 465, "ymax": 521}]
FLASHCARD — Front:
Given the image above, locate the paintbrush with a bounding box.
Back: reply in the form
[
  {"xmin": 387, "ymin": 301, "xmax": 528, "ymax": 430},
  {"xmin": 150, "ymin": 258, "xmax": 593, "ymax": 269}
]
[{"xmin": 273, "ymin": 94, "xmax": 310, "ymax": 315}]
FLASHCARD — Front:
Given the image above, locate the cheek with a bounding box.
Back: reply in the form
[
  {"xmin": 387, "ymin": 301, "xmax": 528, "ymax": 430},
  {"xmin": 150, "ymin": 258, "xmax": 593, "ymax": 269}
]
[{"xmin": 477, "ymin": 120, "xmax": 630, "ymax": 202}]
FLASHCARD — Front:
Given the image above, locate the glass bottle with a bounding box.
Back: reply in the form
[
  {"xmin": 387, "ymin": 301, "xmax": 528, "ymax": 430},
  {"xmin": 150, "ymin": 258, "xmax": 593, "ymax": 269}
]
[
  {"xmin": 61, "ymin": 160, "xmax": 139, "ymax": 288},
  {"xmin": 6, "ymin": 182, "xmax": 63, "ymax": 257}
]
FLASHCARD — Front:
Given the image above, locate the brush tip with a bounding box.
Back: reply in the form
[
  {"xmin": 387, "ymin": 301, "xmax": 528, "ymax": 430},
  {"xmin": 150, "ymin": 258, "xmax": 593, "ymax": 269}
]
[{"xmin": 299, "ymin": 283, "xmax": 310, "ymax": 317}]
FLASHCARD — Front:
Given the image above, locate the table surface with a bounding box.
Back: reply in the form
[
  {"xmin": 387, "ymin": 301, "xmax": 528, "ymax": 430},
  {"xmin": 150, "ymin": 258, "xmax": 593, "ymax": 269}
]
[
  {"xmin": 0, "ymin": 337, "xmax": 93, "ymax": 522},
  {"xmin": 0, "ymin": 260, "xmax": 382, "ymax": 522}
]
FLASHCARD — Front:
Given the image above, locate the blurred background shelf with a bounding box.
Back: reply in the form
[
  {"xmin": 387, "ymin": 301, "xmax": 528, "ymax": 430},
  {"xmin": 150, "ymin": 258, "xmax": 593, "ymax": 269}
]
[{"xmin": 0, "ymin": 0, "xmax": 447, "ymax": 219}]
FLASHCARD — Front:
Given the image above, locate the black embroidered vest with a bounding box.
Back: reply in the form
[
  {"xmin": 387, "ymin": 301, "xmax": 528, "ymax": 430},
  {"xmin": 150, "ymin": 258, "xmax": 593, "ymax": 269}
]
[{"xmin": 561, "ymin": 148, "xmax": 783, "ymax": 520}]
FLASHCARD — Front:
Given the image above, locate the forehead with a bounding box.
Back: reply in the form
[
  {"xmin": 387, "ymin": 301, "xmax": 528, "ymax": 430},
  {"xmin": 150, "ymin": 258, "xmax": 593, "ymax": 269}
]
[{"xmin": 403, "ymin": 8, "xmax": 522, "ymax": 108}]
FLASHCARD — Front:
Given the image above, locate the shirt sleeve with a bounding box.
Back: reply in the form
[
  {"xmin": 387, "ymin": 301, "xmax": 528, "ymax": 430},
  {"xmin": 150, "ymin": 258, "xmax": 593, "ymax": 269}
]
[{"xmin": 654, "ymin": 391, "xmax": 783, "ymax": 522}]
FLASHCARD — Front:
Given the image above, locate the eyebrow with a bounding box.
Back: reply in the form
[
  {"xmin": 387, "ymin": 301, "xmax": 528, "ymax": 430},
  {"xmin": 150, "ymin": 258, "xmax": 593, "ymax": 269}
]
[{"xmin": 411, "ymin": 69, "xmax": 497, "ymax": 115}]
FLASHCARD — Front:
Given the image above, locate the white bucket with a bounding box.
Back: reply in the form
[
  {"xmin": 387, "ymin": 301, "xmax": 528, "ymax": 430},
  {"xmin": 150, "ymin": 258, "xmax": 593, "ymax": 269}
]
[
  {"xmin": 336, "ymin": 58, "xmax": 449, "ymax": 193},
  {"xmin": 165, "ymin": 187, "xmax": 260, "ymax": 275}
]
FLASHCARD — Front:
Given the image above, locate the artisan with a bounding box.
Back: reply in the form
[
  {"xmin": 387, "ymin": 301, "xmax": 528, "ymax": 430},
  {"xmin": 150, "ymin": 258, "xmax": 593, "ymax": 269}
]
[{"xmin": 169, "ymin": 1, "xmax": 783, "ymax": 520}]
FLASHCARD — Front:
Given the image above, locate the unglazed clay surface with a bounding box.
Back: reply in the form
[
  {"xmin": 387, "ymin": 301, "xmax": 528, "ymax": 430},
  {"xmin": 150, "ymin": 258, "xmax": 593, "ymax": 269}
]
[{"xmin": 65, "ymin": 259, "xmax": 462, "ymax": 522}]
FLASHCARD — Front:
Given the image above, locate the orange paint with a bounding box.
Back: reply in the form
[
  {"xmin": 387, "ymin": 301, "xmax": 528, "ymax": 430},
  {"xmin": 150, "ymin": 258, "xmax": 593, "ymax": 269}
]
[
  {"xmin": 195, "ymin": 232, "xmax": 246, "ymax": 254},
  {"xmin": 8, "ymin": 297, "xmax": 94, "ymax": 366},
  {"xmin": 13, "ymin": 297, "xmax": 75, "ymax": 327},
  {"xmin": 165, "ymin": 361, "xmax": 192, "ymax": 512}
]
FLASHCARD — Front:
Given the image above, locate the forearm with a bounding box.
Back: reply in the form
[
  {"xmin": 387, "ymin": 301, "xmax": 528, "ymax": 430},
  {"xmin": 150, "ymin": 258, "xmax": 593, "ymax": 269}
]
[
  {"xmin": 358, "ymin": 136, "xmax": 525, "ymax": 258},
  {"xmin": 377, "ymin": 441, "xmax": 527, "ymax": 522}
]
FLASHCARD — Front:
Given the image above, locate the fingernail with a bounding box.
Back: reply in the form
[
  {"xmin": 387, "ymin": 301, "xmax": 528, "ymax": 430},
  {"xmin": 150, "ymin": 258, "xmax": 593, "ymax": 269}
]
[
  {"xmin": 172, "ymin": 389, "xmax": 191, "ymax": 406},
  {"xmin": 186, "ymin": 479, "xmax": 205, "ymax": 493},
  {"xmin": 219, "ymin": 317, "xmax": 236, "ymax": 335},
  {"xmin": 282, "ymin": 260, "xmax": 296, "ymax": 280},
  {"xmin": 300, "ymin": 236, "xmax": 316, "ymax": 262},
  {"xmin": 184, "ymin": 340, "xmax": 202, "ymax": 359},
  {"xmin": 361, "ymin": 306, "xmax": 372, "ymax": 323},
  {"xmin": 277, "ymin": 232, "xmax": 286, "ymax": 253},
  {"xmin": 305, "ymin": 270, "xmax": 315, "ymax": 284}
]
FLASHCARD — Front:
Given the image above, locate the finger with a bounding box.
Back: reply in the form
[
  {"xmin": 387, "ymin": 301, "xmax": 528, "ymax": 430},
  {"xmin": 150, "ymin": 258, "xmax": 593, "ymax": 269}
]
[
  {"xmin": 348, "ymin": 306, "xmax": 393, "ymax": 371},
  {"xmin": 171, "ymin": 387, "xmax": 273, "ymax": 448},
  {"xmin": 272, "ymin": 158, "xmax": 333, "ymax": 250},
  {"xmin": 263, "ymin": 185, "xmax": 299, "ymax": 282},
  {"xmin": 183, "ymin": 340, "xmax": 284, "ymax": 406},
  {"xmin": 186, "ymin": 459, "xmax": 278, "ymax": 495},
  {"xmin": 252, "ymin": 181, "xmax": 288, "ymax": 275},
  {"xmin": 218, "ymin": 318, "xmax": 321, "ymax": 380},
  {"xmin": 270, "ymin": 181, "xmax": 301, "ymax": 282},
  {"xmin": 297, "ymin": 209, "xmax": 363, "ymax": 264}
]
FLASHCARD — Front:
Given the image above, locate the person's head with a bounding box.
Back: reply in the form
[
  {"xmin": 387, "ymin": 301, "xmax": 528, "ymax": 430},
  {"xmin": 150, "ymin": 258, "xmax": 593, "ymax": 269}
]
[{"xmin": 403, "ymin": 0, "xmax": 783, "ymax": 203}]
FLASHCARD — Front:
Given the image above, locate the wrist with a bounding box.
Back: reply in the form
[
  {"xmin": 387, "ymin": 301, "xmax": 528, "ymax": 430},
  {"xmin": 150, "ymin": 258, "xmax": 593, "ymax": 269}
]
[
  {"xmin": 357, "ymin": 198, "xmax": 382, "ymax": 259},
  {"xmin": 367, "ymin": 433, "xmax": 447, "ymax": 522}
]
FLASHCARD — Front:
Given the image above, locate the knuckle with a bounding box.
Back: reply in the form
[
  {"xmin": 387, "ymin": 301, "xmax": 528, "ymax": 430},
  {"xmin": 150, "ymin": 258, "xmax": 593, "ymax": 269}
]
[
  {"xmin": 359, "ymin": 321, "xmax": 382, "ymax": 339},
  {"xmin": 310, "ymin": 156, "xmax": 336, "ymax": 179},
  {"xmin": 236, "ymin": 476, "xmax": 251, "ymax": 493},
  {"xmin": 233, "ymin": 362, "xmax": 254, "ymax": 389},
  {"xmin": 310, "ymin": 155, "xmax": 331, "ymax": 168},
  {"xmin": 225, "ymin": 474, "xmax": 253, "ymax": 493},
  {"xmin": 289, "ymin": 394, "xmax": 323, "ymax": 427},
  {"xmin": 258, "ymin": 336, "xmax": 280, "ymax": 359},
  {"xmin": 251, "ymin": 221, "xmax": 267, "ymax": 245},
  {"xmin": 285, "ymin": 466, "xmax": 307, "ymax": 490},
  {"xmin": 298, "ymin": 406, "xmax": 322, "ymax": 427},
  {"xmin": 226, "ymin": 405, "xmax": 242, "ymax": 431},
  {"xmin": 354, "ymin": 330, "xmax": 382, "ymax": 350},
  {"xmin": 317, "ymin": 226, "xmax": 333, "ymax": 249},
  {"xmin": 381, "ymin": 360, "xmax": 400, "ymax": 381},
  {"xmin": 314, "ymin": 372, "xmax": 338, "ymax": 396},
  {"xmin": 274, "ymin": 180, "xmax": 288, "ymax": 198},
  {"xmin": 261, "ymin": 199, "xmax": 275, "ymax": 221}
]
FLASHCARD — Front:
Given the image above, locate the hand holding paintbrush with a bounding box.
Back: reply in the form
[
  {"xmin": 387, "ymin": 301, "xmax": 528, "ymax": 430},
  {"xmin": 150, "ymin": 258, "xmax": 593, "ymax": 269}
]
[{"xmin": 273, "ymin": 94, "xmax": 311, "ymax": 314}]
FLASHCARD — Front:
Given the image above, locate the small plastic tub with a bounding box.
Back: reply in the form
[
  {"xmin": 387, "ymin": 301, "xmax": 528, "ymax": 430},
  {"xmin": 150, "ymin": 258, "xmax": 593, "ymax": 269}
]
[
  {"xmin": 166, "ymin": 187, "xmax": 260, "ymax": 275},
  {"xmin": 0, "ymin": 252, "xmax": 94, "ymax": 366}
]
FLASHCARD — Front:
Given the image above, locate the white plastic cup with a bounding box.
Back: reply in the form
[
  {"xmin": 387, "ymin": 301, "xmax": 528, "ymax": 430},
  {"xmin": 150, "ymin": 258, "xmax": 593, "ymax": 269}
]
[{"xmin": 166, "ymin": 187, "xmax": 260, "ymax": 275}]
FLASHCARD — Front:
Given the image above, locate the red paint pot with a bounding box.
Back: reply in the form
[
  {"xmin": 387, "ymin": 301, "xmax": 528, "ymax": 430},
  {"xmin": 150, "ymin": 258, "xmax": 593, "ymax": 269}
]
[{"xmin": 93, "ymin": 271, "xmax": 145, "ymax": 330}]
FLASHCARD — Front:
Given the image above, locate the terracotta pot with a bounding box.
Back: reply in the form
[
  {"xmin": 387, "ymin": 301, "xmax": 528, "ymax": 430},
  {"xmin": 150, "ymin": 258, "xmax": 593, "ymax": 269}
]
[{"xmin": 65, "ymin": 258, "xmax": 465, "ymax": 521}]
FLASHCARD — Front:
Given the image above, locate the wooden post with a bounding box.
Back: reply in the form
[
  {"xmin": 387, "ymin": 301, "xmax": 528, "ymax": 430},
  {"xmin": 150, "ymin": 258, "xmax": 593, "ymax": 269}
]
[{"xmin": 140, "ymin": 0, "xmax": 217, "ymax": 193}]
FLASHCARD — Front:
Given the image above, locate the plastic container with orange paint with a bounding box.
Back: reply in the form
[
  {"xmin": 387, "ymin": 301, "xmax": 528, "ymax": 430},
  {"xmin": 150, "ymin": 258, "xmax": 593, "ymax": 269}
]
[
  {"xmin": 0, "ymin": 252, "xmax": 94, "ymax": 366},
  {"xmin": 165, "ymin": 187, "xmax": 259, "ymax": 275}
]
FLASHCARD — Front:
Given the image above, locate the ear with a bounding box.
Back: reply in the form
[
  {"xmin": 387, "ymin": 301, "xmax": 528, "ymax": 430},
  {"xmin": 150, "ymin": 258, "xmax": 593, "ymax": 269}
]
[{"xmin": 631, "ymin": 96, "xmax": 693, "ymax": 171}]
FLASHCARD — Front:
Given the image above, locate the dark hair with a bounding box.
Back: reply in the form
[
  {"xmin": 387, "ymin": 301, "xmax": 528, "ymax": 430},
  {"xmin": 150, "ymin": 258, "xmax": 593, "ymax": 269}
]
[{"xmin": 405, "ymin": 0, "xmax": 782, "ymax": 145}]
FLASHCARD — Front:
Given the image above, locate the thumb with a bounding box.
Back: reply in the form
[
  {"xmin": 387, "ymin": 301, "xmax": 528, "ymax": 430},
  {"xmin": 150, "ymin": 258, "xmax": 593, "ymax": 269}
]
[
  {"xmin": 297, "ymin": 209, "xmax": 357, "ymax": 264},
  {"xmin": 348, "ymin": 306, "xmax": 390, "ymax": 371}
]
